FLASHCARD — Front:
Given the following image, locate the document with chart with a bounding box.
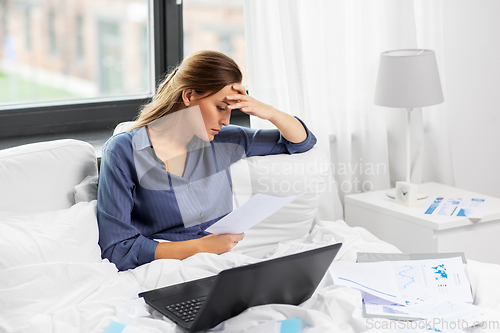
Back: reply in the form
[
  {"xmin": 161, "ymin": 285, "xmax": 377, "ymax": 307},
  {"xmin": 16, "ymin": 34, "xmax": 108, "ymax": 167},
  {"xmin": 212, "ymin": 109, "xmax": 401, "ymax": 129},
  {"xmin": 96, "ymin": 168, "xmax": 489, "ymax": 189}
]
[
  {"xmin": 420, "ymin": 196, "xmax": 492, "ymax": 218},
  {"xmin": 389, "ymin": 257, "xmax": 472, "ymax": 304},
  {"xmin": 331, "ymin": 257, "xmax": 490, "ymax": 326}
]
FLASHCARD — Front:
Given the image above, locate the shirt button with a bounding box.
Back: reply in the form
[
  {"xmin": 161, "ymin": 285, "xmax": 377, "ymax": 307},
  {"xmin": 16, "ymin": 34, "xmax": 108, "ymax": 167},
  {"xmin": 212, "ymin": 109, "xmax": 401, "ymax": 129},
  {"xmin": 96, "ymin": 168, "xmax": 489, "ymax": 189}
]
[{"xmin": 185, "ymin": 183, "xmax": 190, "ymax": 188}]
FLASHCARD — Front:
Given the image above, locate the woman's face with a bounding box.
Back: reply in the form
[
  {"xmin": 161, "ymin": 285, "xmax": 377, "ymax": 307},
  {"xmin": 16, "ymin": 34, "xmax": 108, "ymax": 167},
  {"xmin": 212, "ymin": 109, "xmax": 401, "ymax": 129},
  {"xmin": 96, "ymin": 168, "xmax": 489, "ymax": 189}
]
[{"xmin": 187, "ymin": 84, "xmax": 240, "ymax": 141}]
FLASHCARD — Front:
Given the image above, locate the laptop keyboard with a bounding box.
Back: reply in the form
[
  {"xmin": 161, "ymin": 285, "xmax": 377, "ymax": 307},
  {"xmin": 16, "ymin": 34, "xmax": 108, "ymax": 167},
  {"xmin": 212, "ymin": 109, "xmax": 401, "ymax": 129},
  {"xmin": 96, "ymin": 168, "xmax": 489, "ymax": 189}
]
[{"xmin": 165, "ymin": 297, "xmax": 206, "ymax": 322}]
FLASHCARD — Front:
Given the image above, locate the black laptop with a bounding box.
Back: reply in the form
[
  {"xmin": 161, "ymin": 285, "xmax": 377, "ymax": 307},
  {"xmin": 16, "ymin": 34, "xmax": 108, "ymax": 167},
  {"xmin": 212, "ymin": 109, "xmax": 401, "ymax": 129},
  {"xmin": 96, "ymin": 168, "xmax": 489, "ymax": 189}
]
[{"xmin": 139, "ymin": 242, "xmax": 342, "ymax": 332}]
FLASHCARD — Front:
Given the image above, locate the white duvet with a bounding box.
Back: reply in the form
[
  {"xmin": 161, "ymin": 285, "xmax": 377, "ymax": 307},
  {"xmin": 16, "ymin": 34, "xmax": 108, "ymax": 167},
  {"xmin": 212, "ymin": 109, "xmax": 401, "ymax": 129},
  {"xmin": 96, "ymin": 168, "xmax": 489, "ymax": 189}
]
[{"xmin": 2, "ymin": 206, "xmax": 500, "ymax": 333}]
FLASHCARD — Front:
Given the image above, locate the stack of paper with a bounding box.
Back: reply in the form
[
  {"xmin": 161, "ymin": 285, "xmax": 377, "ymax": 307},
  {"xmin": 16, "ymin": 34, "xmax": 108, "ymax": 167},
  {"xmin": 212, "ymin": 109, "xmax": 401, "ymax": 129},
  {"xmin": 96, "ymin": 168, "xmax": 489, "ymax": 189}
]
[{"xmin": 330, "ymin": 257, "xmax": 489, "ymax": 330}]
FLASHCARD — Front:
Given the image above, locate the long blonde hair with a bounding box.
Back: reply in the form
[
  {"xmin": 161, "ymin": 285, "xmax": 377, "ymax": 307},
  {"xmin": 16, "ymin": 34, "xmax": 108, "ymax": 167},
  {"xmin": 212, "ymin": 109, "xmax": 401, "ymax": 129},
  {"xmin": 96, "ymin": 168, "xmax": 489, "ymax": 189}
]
[{"xmin": 130, "ymin": 50, "xmax": 242, "ymax": 130}]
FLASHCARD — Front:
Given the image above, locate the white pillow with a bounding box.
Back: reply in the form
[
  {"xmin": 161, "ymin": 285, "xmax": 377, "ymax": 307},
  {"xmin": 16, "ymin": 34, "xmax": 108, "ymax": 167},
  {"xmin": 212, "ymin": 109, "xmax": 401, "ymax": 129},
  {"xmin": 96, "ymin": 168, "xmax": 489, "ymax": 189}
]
[
  {"xmin": 0, "ymin": 139, "xmax": 98, "ymax": 213},
  {"xmin": 113, "ymin": 121, "xmax": 136, "ymax": 135},
  {"xmin": 74, "ymin": 175, "xmax": 99, "ymax": 203},
  {"xmin": 0, "ymin": 201, "xmax": 102, "ymax": 270},
  {"xmin": 231, "ymin": 146, "xmax": 330, "ymax": 257}
]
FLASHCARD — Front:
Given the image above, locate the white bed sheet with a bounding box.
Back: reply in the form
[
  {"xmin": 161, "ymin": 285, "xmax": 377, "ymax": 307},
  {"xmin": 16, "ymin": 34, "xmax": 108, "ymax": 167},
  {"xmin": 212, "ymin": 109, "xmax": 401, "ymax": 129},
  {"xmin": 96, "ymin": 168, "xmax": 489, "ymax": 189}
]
[{"xmin": 2, "ymin": 220, "xmax": 500, "ymax": 333}]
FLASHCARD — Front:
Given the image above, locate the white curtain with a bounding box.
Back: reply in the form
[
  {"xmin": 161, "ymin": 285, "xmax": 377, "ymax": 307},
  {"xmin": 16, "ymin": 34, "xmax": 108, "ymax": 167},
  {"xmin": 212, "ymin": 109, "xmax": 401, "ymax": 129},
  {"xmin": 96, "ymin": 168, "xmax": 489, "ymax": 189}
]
[{"xmin": 243, "ymin": 0, "xmax": 454, "ymax": 207}]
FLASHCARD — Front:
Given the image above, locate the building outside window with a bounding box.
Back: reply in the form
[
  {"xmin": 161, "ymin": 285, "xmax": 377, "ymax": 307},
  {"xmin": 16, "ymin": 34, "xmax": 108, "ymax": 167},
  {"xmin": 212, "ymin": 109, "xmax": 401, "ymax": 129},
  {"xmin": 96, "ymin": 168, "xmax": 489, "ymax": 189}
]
[
  {"xmin": 24, "ymin": 6, "xmax": 31, "ymax": 51},
  {"xmin": 76, "ymin": 15, "xmax": 84, "ymax": 61},
  {"xmin": 48, "ymin": 11, "xmax": 56, "ymax": 56},
  {"xmin": 183, "ymin": 0, "xmax": 246, "ymax": 86},
  {"xmin": 98, "ymin": 20, "xmax": 123, "ymax": 95},
  {"xmin": 140, "ymin": 25, "xmax": 149, "ymax": 92}
]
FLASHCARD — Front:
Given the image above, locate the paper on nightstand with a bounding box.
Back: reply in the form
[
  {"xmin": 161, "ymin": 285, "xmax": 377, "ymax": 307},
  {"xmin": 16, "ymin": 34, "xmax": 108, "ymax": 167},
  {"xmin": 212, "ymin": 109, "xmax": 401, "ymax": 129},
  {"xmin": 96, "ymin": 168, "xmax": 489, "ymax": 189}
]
[{"xmin": 419, "ymin": 196, "xmax": 492, "ymax": 218}]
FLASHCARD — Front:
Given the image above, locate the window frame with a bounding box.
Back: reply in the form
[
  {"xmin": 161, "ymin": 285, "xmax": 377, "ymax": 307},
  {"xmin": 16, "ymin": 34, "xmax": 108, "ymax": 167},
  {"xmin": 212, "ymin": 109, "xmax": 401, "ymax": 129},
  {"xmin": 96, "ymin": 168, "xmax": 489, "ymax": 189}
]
[{"xmin": 0, "ymin": 0, "xmax": 183, "ymax": 139}]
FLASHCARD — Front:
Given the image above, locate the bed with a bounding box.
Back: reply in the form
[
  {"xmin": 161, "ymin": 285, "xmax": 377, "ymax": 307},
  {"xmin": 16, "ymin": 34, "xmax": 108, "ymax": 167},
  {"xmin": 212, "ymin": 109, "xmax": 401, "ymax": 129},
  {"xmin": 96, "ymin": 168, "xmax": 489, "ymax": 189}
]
[{"xmin": 0, "ymin": 138, "xmax": 499, "ymax": 333}]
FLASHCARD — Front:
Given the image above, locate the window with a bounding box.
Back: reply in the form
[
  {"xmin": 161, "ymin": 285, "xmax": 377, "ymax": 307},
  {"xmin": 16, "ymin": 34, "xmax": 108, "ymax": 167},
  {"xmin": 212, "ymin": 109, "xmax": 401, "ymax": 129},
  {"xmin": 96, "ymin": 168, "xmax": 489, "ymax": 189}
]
[
  {"xmin": 0, "ymin": 0, "xmax": 182, "ymax": 138},
  {"xmin": 0, "ymin": 0, "xmax": 248, "ymax": 138},
  {"xmin": 1, "ymin": 0, "xmax": 153, "ymax": 106}
]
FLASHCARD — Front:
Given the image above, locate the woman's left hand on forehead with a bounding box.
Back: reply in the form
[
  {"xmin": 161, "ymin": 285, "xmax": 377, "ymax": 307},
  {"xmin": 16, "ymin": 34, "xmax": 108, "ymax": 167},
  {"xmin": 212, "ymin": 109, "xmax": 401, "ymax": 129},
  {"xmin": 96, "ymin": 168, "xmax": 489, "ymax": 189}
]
[{"xmin": 226, "ymin": 84, "xmax": 277, "ymax": 120}]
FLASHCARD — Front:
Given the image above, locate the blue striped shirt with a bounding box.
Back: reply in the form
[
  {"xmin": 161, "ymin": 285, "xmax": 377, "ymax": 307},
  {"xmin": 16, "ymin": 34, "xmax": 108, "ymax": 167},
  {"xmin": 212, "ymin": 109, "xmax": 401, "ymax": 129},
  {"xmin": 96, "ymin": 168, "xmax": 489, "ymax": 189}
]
[{"xmin": 97, "ymin": 118, "xmax": 316, "ymax": 270}]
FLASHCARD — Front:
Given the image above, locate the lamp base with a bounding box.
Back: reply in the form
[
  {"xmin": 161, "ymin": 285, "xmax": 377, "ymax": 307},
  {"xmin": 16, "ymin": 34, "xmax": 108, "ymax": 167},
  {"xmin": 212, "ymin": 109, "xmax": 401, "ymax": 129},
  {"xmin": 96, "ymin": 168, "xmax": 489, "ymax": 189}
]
[{"xmin": 386, "ymin": 187, "xmax": 428, "ymax": 200}]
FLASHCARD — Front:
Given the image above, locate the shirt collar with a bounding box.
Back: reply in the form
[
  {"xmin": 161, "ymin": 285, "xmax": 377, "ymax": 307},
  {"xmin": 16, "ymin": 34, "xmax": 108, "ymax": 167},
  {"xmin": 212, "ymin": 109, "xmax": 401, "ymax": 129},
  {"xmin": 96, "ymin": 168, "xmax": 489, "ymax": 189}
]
[
  {"xmin": 132, "ymin": 125, "xmax": 212, "ymax": 152},
  {"xmin": 132, "ymin": 126, "xmax": 152, "ymax": 151}
]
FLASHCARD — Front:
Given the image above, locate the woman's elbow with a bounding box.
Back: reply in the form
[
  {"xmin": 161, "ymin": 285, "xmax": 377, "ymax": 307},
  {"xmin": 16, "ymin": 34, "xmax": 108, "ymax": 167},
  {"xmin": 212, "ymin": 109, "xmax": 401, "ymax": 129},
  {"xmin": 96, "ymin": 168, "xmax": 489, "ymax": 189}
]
[{"xmin": 102, "ymin": 243, "xmax": 139, "ymax": 271}]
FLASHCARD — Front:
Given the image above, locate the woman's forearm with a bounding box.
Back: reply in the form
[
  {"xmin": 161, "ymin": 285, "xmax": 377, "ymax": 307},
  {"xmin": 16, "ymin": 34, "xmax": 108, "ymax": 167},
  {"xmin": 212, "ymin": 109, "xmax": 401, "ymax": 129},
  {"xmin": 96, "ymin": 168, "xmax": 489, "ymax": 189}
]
[
  {"xmin": 155, "ymin": 239, "xmax": 201, "ymax": 260},
  {"xmin": 155, "ymin": 233, "xmax": 244, "ymax": 260},
  {"xmin": 225, "ymin": 85, "xmax": 308, "ymax": 143},
  {"xmin": 268, "ymin": 109, "xmax": 308, "ymax": 143}
]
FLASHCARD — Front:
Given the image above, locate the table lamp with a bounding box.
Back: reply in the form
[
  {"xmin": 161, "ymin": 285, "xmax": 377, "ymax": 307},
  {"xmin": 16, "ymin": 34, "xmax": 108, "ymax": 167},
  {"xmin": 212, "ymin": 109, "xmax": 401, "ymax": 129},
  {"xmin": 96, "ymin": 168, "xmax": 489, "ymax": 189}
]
[{"xmin": 374, "ymin": 49, "xmax": 444, "ymax": 206}]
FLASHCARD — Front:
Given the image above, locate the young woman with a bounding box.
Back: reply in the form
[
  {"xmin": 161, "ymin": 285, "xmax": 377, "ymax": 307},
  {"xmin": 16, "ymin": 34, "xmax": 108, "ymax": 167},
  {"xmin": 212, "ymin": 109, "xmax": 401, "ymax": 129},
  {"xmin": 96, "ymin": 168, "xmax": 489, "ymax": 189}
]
[{"xmin": 97, "ymin": 50, "xmax": 316, "ymax": 271}]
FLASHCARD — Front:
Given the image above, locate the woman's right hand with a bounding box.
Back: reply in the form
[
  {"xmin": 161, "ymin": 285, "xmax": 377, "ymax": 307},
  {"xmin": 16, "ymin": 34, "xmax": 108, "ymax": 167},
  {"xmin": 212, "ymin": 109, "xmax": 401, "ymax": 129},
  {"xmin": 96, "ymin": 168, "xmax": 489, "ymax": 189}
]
[
  {"xmin": 196, "ymin": 233, "xmax": 245, "ymax": 254},
  {"xmin": 155, "ymin": 233, "xmax": 244, "ymax": 260}
]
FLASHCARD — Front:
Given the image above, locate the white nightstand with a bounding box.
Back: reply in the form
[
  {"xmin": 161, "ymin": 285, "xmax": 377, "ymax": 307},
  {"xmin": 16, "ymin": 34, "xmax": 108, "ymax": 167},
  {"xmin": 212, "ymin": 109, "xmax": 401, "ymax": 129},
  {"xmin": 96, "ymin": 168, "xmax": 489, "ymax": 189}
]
[{"xmin": 344, "ymin": 182, "xmax": 500, "ymax": 264}]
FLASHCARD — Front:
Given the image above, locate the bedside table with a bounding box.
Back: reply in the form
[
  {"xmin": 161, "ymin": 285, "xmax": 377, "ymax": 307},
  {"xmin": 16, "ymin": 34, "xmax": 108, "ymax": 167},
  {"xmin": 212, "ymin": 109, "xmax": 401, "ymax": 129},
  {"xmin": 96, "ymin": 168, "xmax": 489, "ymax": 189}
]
[{"xmin": 344, "ymin": 182, "xmax": 500, "ymax": 264}]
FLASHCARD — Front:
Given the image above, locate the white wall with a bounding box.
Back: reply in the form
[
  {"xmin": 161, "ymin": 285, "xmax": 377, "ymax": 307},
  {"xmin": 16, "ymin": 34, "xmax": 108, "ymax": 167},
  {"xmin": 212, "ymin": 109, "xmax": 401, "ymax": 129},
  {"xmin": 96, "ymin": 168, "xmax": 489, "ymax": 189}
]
[{"xmin": 443, "ymin": 0, "xmax": 500, "ymax": 198}]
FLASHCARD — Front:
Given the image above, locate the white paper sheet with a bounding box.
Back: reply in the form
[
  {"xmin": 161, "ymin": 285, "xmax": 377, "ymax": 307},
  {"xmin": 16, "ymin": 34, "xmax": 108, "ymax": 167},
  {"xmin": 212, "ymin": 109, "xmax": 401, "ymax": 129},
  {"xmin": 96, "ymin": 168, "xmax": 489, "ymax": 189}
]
[
  {"xmin": 363, "ymin": 292, "xmax": 423, "ymax": 320},
  {"xmin": 205, "ymin": 193, "xmax": 302, "ymax": 234},
  {"xmin": 363, "ymin": 292, "xmax": 489, "ymax": 329},
  {"xmin": 330, "ymin": 261, "xmax": 406, "ymax": 305}
]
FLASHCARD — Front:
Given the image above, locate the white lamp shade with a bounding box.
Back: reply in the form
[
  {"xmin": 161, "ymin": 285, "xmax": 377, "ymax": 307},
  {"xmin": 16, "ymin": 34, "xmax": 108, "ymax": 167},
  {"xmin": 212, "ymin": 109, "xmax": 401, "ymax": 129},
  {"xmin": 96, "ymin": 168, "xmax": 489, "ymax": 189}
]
[{"xmin": 374, "ymin": 49, "xmax": 444, "ymax": 108}]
